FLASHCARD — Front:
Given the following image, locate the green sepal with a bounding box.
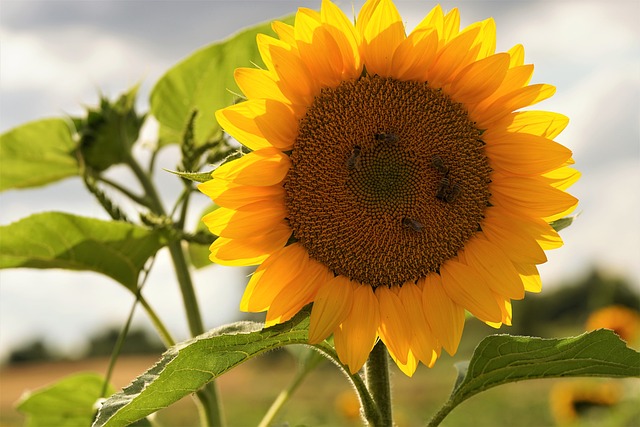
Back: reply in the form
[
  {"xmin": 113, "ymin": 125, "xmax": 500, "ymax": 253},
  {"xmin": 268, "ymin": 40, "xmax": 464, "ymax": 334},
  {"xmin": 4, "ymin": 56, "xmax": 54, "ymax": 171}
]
[
  {"xmin": 77, "ymin": 85, "xmax": 145, "ymax": 172},
  {"xmin": 163, "ymin": 169, "xmax": 214, "ymax": 184},
  {"xmin": 550, "ymin": 215, "xmax": 578, "ymax": 232}
]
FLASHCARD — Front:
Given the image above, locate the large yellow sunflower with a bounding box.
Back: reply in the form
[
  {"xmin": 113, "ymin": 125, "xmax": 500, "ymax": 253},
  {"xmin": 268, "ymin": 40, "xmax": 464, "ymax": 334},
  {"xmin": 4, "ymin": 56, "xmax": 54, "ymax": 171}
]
[{"xmin": 199, "ymin": 0, "xmax": 579, "ymax": 376}]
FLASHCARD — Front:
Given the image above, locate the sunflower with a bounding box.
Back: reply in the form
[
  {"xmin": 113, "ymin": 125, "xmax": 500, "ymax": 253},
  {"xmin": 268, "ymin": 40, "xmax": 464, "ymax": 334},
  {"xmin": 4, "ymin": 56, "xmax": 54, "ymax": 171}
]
[
  {"xmin": 586, "ymin": 305, "xmax": 640, "ymax": 344},
  {"xmin": 199, "ymin": 0, "xmax": 579, "ymax": 376}
]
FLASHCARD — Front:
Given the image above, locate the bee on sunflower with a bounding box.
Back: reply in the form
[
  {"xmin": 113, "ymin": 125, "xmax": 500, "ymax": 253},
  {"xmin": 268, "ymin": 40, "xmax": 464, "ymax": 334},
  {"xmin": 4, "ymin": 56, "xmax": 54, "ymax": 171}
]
[{"xmin": 199, "ymin": 0, "xmax": 579, "ymax": 376}]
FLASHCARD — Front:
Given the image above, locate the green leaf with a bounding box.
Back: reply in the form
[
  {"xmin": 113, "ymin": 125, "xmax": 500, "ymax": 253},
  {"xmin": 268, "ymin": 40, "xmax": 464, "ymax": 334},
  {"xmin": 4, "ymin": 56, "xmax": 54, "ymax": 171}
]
[
  {"xmin": 550, "ymin": 215, "xmax": 578, "ymax": 232},
  {"xmin": 17, "ymin": 372, "xmax": 113, "ymax": 427},
  {"xmin": 0, "ymin": 118, "xmax": 78, "ymax": 192},
  {"xmin": 93, "ymin": 311, "xmax": 316, "ymax": 427},
  {"xmin": 150, "ymin": 15, "xmax": 294, "ymax": 147},
  {"xmin": 78, "ymin": 85, "xmax": 145, "ymax": 172},
  {"xmin": 428, "ymin": 330, "xmax": 640, "ymax": 426},
  {"xmin": 0, "ymin": 212, "xmax": 165, "ymax": 290}
]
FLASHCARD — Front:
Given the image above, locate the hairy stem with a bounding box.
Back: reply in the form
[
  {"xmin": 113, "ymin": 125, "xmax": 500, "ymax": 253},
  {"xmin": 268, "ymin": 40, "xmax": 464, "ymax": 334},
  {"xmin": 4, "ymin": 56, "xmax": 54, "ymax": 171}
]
[{"xmin": 365, "ymin": 341, "xmax": 393, "ymax": 427}]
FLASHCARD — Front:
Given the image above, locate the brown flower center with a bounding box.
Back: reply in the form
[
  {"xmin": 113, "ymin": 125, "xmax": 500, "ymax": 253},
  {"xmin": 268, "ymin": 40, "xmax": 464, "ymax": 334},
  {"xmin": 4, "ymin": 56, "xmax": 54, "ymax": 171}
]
[{"xmin": 284, "ymin": 75, "xmax": 491, "ymax": 287}]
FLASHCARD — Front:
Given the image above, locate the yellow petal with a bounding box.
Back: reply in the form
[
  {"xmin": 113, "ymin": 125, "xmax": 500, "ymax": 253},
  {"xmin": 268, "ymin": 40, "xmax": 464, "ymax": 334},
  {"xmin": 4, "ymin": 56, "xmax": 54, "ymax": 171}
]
[
  {"xmin": 463, "ymin": 236, "xmax": 525, "ymax": 300},
  {"xmin": 295, "ymin": 9, "xmax": 345, "ymax": 87},
  {"xmin": 490, "ymin": 174, "xmax": 579, "ymax": 219},
  {"xmin": 202, "ymin": 200, "xmax": 286, "ymax": 239},
  {"xmin": 413, "ymin": 4, "xmax": 444, "ymax": 44},
  {"xmin": 272, "ymin": 20, "xmax": 297, "ymax": 47},
  {"xmin": 212, "ymin": 148, "xmax": 290, "ymax": 186},
  {"xmin": 321, "ymin": 0, "xmax": 362, "ymax": 77},
  {"xmin": 309, "ymin": 276, "xmax": 355, "ymax": 344},
  {"xmin": 507, "ymin": 44, "xmax": 525, "ymax": 67},
  {"xmin": 360, "ymin": 0, "xmax": 405, "ymax": 77},
  {"xmin": 390, "ymin": 28, "xmax": 438, "ymax": 82},
  {"xmin": 421, "ymin": 274, "xmax": 465, "ymax": 356},
  {"xmin": 208, "ymin": 222, "xmax": 291, "ymax": 266},
  {"xmin": 481, "ymin": 207, "xmax": 548, "ymax": 264},
  {"xmin": 398, "ymin": 282, "xmax": 438, "ymax": 367},
  {"xmin": 442, "ymin": 8, "xmax": 460, "ymax": 42},
  {"xmin": 215, "ymin": 99, "xmax": 298, "ymax": 151},
  {"xmin": 484, "ymin": 133, "xmax": 573, "ymax": 176},
  {"xmin": 541, "ymin": 167, "xmax": 581, "ymax": 191},
  {"xmin": 447, "ymin": 53, "xmax": 510, "ymax": 104},
  {"xmin": 266, "ymin": 260, "xmax": 331, "ymax": 327},
  {"xmin": 390, "ymin": 349, "xmax": 419, "ymax": 377},
  {"xmin": 477, "ymin": 84, "xmax": 556, "ymax": 127},
  {"xmin": 486, "ymin": 111, "xmax": 569, "ymax": 140},
  {"xmin": 267, "ymin": 39, "xmax": 319, "ymax": 104},
  {"xmin": 427, "ymin": 26, "xmax": 481, "ymax": 88},
  {"xmin": 441, "ymin": 259, "xmax": 503, "ymax": 324},
  {"xmin": 198, "ymin": 180, "xmax": 284, "ymax": 209},
  {"xmin": 333, "ymin": 284, "xmax": 380, "ymax": 374},
  {"xmin": 241, "ymin": 244, "xmax": 309, "ymax": 312},
  {"xmin": 515, "ymin": 263, "xmax": 542, "ymax": 293},
  {"xmin": 234, "ymin": 68, "xmax": 291, "ymax": 106},
  {"xmin": 376, "ymin": 285, "xmax": 411, "ymax": 365}
]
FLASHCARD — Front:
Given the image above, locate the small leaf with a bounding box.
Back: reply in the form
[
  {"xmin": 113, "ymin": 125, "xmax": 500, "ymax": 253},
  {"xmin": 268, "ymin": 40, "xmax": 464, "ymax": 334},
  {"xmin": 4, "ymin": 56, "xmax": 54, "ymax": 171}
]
[
  {"xmin": 0, "ymin": 118, "xmax": 78, "ymax": 192},
  {"xmin": 163, "ymin": 169, "xmax": 214, "ymax": 184},
  {"xmin": 550, "ymin": 215, "xmax": 577, "ymax": 232},
  {"xmin": 150, "ymin": 15, "xmax": 294, "ymax": 147},
  {"xmin": 17, "ymin": 372, "xmax": 113, "ymax": 427},
  {"xmin": 429, "ymin": 330, "xmax": 640, "ymax": 426},
  {"xmin": 93, "ymin": 311, "xmax": 315, "ymax": 427},
  {"xmin": 0, "ymin": 212, "xmax": 165, "ymax": 290}
]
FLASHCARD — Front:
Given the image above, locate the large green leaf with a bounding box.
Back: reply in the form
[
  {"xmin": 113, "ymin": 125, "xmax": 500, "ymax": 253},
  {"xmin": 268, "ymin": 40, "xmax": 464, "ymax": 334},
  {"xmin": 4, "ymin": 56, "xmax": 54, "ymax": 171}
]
[
  {"xmin": 428, "ymin": 330, "xmax": 640, "ymax": 426},
  {"xmin": 92, "ymin": 309, "xmax": 367, "ymax": 427},
  {"xmin": 17, "ymin": 373, "xmax": 113, "ymax": 427},
  {"xmin": 150, "ymin": 15, "xmax": 294, "ymax": 147},
  {"xmin": 0, "ymin": 118, "xmax": 78, "ymax": 191},
  {"xmin": 0, "ymin": 212, "xmax": 165, "ymax": 290}
]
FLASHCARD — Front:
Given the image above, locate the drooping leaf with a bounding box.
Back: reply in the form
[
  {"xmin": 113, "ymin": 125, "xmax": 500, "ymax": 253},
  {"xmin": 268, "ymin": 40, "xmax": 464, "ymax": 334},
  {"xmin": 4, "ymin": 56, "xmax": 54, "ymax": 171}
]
[
  {"xmin": 93, "ymin": 311, "xmax": 316, "ymax": 427},
  {"xmin": 150, "ymin": 15, "xmax": 294, "ymax": 147},
  {"xmin": 17, "ymin": 373, "xmax": 113, "ymax": 427},
  {"xmin": 0, "ymin": 212, "xmax": 165, "ymax": 290},
  {"xmin": 77, "ymin": 85, "xmax": 145, "ymax": 172},
  {"xmin": 0, "ymin": 118, "xmax": 78, "ymax": 192},
  {"xmin": 428, "ymin": 330, "xmax": 640, "ymax": 426}
]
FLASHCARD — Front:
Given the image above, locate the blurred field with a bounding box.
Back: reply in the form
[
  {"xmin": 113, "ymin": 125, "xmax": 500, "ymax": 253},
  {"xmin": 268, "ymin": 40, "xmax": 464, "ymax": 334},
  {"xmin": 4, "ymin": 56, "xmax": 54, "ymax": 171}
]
[{"xmin": 1, "ymin": 318, "xmax": 638, "ymax": 427}]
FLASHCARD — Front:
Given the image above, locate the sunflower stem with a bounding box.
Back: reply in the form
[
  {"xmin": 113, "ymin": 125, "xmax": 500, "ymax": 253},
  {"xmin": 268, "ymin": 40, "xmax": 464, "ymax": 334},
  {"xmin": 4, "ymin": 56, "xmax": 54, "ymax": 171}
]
[
  {"xmin": 365, "ymin": 341, "xmax": 393, "ymax": 427},
  {"xmin": 125, "ymin": 154, "xmax": 225, "ymax": 427}
]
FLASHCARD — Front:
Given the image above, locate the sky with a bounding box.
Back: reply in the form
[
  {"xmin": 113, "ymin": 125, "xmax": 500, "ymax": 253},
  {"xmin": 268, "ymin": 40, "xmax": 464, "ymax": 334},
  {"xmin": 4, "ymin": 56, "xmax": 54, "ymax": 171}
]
[{"xmin": 1, "ymin": 0, "xmax": 639, "ymax": 361}]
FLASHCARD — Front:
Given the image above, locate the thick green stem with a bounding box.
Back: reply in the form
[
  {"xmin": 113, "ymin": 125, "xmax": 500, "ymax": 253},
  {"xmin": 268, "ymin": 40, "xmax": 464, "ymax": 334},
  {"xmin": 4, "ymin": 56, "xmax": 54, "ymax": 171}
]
[
  {"xmin": 126, "ymin": 154, "xmax": 224, "ymax": 427},
  {"xmin": 365, "ymin": 341, "xmax": 393, "ymax": 427}
]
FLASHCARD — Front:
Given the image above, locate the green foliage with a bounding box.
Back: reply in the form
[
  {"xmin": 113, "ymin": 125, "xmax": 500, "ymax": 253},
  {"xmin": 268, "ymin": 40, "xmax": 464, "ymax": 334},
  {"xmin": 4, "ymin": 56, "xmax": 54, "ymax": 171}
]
[
  {"xmin": 0, "ymin": 212, "xmax": 165, "ymax": 290},
  {"xmin": 187, "ymin": 204, "xmax": 217, "ymax": 269},
  {"xmin": 93, "ymin": 312, "xmax": 312, "ymax": 427},
  {"xmin": 0, "ymin": 118, "xmax": 78, "ymax": 191},
  {"xmin": 429, "ymin": 330, "xmax": 640, "ymax": 426},
  {"xmin": 164, "ymin": 169, "xmax": 214, "ymax": 184},
  {"xmin": 17, "ymin": 373, "xmax": 113, "ymax": 427},
  {"xmin": 77, "ymin": 85, "xmax": 145, "ymax": 172},
  {"xmin": 149, "ymin": 15, "xmax": 294, "ymax": 147}
]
